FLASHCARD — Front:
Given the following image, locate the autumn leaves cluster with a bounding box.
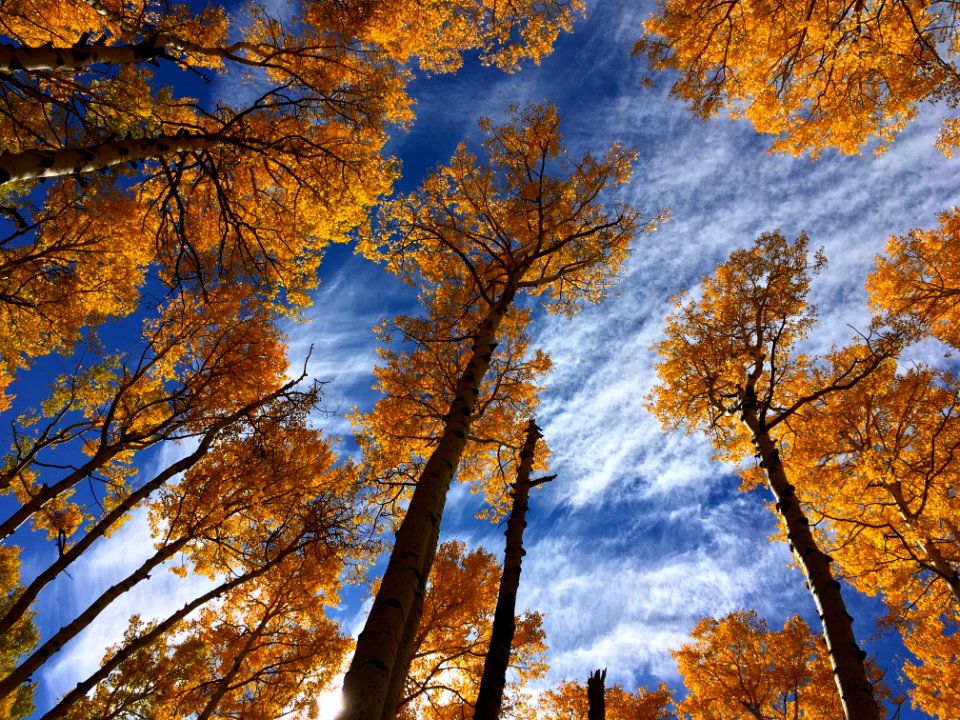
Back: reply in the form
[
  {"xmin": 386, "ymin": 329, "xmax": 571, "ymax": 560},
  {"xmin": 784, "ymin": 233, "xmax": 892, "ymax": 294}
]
[{"xmin": 1, "ymin": 0, "xmax": 959, "ymax": 719}]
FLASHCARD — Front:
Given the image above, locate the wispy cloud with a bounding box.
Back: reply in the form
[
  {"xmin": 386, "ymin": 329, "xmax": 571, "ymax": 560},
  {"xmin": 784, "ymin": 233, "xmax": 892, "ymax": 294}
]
[
  {"xmin": 507, "ymin": 491, "xmax": 807, "ymax": 690},
  {"xmin": 38, "ymin": 506, "xmax": 219, "ymax": 710},
  {"xmin": 285, "ymin": 251, "xmax": 418, "ymax": 438}
]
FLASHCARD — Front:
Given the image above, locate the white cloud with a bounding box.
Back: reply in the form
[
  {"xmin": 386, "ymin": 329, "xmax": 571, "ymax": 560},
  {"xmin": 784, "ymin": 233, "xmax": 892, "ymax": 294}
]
[{"xmin": 508, "ymin": 490, "xmax": 807, "ymax": 691}]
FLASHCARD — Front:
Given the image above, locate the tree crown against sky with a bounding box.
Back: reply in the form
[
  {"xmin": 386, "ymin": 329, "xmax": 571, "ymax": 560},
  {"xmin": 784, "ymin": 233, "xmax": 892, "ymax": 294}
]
[
  {"xmin": 354, "ymin": 102, "xmax": 659, "ymax": 516},
  {"xmin": 636, "ymin": 0, "xmax": 960, "ymax": 156},
  {"xmin": 3, "ymin": 0, "xmax": 960, "ymax": 717},
  {"xmin": 0, "ymin": 0, "xmax": 584, "ymax": 410}
]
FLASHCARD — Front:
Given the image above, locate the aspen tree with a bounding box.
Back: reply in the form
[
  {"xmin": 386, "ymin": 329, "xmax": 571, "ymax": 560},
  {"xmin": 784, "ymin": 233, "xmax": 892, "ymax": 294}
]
[
  {"xmin": 649, "ymin": 231, "xmax": 896, "ymax": 720},
  {"xmin": 787, "ymin": 364, "xmax": 960, "ymax": 717},
  {"xmin": 20, "ymin": 399, "xmax": 362, "ymax": 718},
  {"xmin": 62, "ymin": 515, "xmax": 354, "ymax": 720},
  {"xmin": 341, "ymin": 103, "xmax": 656, "ymax": 720},
  {"xmin": 474, "ymin": 419, "xmax": 554, "ymax": 720}
]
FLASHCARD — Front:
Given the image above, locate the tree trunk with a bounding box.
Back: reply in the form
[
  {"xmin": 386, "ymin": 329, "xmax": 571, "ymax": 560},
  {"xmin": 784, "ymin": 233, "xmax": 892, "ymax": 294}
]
[
  {"xmin": 741, "ymin": 403, "xmax": 881, "ymax": 720},
  {"xmin": 377, "ymin": 565, "xmax": 428, "ymax": 720},
  {"xmin": 0, "ymin": 134, "xmax": 218, "ymax": 185},
  {"xmin": 0, "ymin": 38, "xmax": 167, "ymax": 72},
  {"xmin": 473, "ymin": 419, "xmax": 551, "ymax": 720},
  {"xmin": 338, "ymin": 290, "xmax": 516, "ymax": 720},
  {"xmin": 587, "ymin": 669, "xmax": 606, "ymax": 720}
]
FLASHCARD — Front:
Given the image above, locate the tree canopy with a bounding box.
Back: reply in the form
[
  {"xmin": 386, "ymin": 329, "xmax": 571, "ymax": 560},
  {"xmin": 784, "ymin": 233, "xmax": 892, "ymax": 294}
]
[{"xmin": 3, "ymin": 0, "xmax": 960, "ymax": 718}]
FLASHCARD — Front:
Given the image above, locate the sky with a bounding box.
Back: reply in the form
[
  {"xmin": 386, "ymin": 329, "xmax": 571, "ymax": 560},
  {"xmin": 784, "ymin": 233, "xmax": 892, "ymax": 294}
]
[{"xmin": 7, "ymin": 0, "xmax": 960, "ymax": 717}]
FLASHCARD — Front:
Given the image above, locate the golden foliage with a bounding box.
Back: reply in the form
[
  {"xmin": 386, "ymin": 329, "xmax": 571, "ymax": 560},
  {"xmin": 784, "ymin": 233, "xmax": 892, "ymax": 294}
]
[
  {"xmin": 674, "ymin": 611, "xmax": 844, "ymax": 720},
  {"xmin": 788, "ymin": 365, "xmax": 960, "ymax": 607},
  {"xmin": 361, "ymin": 103, "xmax": 649, "ymax": 315},
  {"xmin": 357, "ymin": 0, "xmax": 585, "ymax": 72},
  {"xmin": 869, "ymin": 208, "xmax": 960, "ymax": 347},
  {"xmin": 902, "ymin": 599, "xmax": 960, "ymax": 719},
  {"xmin": 537, "ymin": 677, "xmax": 674, "ymax": 720},
  {"xmin": 65, "ymin": 545, "xmax": 352, "ymax": 720},
  {"xmin": 398, "ymin": 540, "xmax": 548, "ymax": 720},
  {"xmin": 648, "ymin": 231, "xmax": 824, "ymax": 461},
  {"xmin": 637, "ymin": 0, "xmax": 960, "ymax": 155},
  {"xmin": 357, "ymin": 103, "xmax": 652, "ymax": 516}
]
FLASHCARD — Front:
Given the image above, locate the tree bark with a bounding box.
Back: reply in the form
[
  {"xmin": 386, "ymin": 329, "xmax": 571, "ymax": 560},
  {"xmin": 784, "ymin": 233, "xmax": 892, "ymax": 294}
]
[
  {"xmin": 338, "ymin": 289, "xmax": 516, "ymax": 720},
  {"xmin": 377, "ymin": 569, "xmax": 428, "ymax": 720},
  {"xmin": 587, "ymin": 669, "xmax": 606, "ymax": 720},
  {"xmin": 741, "ymin": 396, "xmax": 881, "ymax": 720},
  {"xmin": 0, "ymin": 39, "xmax": 167, "ymax": 72},
  {"xmin": 473, "ymin": 419, "xmax": 551, "ymax": 720},
  {"xmin": 0, "ymin": 134, "xmax": 218, "ymax": 185}
]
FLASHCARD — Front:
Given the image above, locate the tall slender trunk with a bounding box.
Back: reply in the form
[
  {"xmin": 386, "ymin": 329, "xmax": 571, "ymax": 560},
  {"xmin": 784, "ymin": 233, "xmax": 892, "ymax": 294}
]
[
  {"xmin": 0, "ymin": 38, "xmax": 167, "ymax": 72},
  {"xmin": 0, "ymin": 32, "xmax": 259, "ymax": 73},
  {"xmin": 377, "ymin": 569, "xmax": 428, "ymax": 720},
  {"xmin": 0, "ymin": 134, "xmax": 218, "ymax": 185},
  {"xmin": 741, "ymin": 397, "xmax": 880, "ymax": 720},
  {"xmin": 338, "ymin": 289, "xmax": 516, "ymax": 720},
  {"xmin": 587, "ymin": 669, "xmax": 606, "ymax": 720},
  {"xmin": 473, "ymin": 419, "xmax": 551, "ymax": 720}
]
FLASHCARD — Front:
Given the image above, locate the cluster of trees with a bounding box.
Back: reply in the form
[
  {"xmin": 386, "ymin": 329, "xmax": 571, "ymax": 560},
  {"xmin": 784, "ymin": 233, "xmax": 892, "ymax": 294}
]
[
  {"xmin": 637, "ymin": 1, "xmax": 960, "ymax": 717},
  {"xmin": 1, "ymin": 0, "xmax": 958, "ymax": 718}
]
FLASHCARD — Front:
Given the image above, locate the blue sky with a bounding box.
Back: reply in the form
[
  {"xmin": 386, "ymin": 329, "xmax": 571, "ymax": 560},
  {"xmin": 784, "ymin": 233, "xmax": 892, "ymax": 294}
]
[{"xmin": 6, "ymin": 0, "xmax": 960, "ymax": 716}]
